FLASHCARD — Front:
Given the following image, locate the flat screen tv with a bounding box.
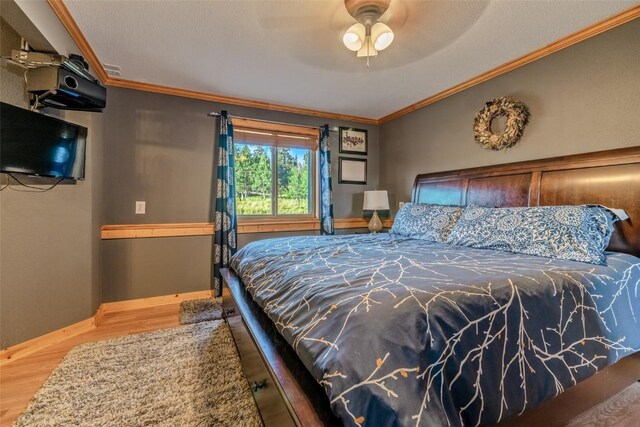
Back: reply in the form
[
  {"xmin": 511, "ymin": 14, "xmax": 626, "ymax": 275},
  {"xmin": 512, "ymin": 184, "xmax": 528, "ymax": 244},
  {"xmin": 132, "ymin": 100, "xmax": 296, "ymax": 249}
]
[{"xmin": 1, "ymin": 102, "xmax": 87, "ymax": 180}]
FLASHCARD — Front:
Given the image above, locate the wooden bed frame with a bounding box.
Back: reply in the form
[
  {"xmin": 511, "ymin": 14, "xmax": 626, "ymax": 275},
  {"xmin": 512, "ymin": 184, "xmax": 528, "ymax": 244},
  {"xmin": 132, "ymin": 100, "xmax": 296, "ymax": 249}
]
[{"xmin": 222, "ymin": 147, "xmax": 640, "ymax": 427}]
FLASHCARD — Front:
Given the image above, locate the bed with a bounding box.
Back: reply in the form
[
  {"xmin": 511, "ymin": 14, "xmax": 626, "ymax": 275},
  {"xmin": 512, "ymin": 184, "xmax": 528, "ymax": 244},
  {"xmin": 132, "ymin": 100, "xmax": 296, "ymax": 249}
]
[{"xmin": 221, "ymin": 147, "xmax": 640, "ymax": 427}]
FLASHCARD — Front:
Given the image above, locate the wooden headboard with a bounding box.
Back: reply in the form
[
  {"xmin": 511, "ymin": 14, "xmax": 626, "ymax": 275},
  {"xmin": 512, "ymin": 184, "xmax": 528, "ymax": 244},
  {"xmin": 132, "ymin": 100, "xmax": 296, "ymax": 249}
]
[{"xmin": 412, "ymin": 147, "xmax": 640, "ymax": 257}]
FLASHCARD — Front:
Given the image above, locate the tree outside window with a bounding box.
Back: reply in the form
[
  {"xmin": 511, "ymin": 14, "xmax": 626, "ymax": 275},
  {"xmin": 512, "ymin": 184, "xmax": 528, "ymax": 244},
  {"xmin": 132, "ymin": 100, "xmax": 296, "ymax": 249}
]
[{"xmin": 235, "ymin": 143, "xmax": 312, "ymax": 216}]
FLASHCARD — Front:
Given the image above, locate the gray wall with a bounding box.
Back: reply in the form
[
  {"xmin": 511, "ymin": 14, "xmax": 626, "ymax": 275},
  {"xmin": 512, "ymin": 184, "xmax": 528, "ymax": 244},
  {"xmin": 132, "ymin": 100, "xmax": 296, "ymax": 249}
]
[
  {"xmin": 101, "ymin": 87, "xmax": 380, "ymax": 302},
  {"xmin": 0, "ymin": 19, "xmax": 103, "ymax": 348},
  {"xmin": 380, "ymin": 19, "xmax": 640, "ymax": 211},
  {"xmin": 102, "ymin": 87, "xmax": 379, "ymax": 224}
]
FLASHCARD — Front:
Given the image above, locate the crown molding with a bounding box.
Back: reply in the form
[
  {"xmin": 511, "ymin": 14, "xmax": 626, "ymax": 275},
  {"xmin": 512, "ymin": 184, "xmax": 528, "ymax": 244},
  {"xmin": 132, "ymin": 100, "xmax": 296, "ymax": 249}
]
[
  {"xmin": 48, "ymin": 0, "xmax": 638, "ymax": 126},
  {"xmin": 105, "ymin": 77, "xmax": 379, "ymax": 124},
  {"xmin": 46, "ymin": 0, "xmax": 378, "ymax": 125},
  {"xmin": 46, "ymin": 0, "xmax": 109, "ymax": 83},
  {"xmin": 378, "ymin": 5, "xmax": 640, "ymax": 124}
]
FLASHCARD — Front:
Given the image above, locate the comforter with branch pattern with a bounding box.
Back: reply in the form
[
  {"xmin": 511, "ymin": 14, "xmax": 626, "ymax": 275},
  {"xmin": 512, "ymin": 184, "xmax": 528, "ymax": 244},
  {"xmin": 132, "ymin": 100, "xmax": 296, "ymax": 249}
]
[{"xmin": 230, "ymin": 234, "xmax": 640, "ymax": 427}]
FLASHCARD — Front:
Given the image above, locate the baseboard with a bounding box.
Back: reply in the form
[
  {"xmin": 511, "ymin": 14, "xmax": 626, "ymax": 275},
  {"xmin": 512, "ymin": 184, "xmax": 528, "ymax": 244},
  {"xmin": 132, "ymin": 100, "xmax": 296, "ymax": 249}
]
[
  {"xmin": 96, "ymin": 290, "xmax": 215, "ymax": 321},
  {"xmin": 0, "ymin": 289, "xmax": 215, "ymax": 365},
  {"xmin": 0, "ymin": 317, "xmax": 97, "ymax": 367}
]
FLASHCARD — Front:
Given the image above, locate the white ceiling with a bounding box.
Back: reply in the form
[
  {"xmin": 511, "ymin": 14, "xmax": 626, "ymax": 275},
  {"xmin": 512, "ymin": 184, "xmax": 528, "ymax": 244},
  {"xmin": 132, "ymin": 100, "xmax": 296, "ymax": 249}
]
[{"xmin": 61, "ymin": 0, "xmax": 635, "ymax": 119}]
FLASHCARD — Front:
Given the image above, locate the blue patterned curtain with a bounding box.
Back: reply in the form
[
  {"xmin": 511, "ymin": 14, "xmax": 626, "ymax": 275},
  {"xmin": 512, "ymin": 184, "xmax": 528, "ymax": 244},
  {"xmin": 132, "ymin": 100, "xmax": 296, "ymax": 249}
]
[
  {"xmin": 212, "ymin": 111, "xmax": 237, "ymax": 297},
  {"xmin": 319, "ymin": 125, "xmax": 334, "ymax": 235}
]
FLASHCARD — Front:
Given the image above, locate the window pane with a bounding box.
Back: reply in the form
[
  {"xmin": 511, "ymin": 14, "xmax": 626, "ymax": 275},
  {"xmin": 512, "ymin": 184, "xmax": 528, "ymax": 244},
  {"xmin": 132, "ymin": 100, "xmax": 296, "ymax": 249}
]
[
  {"xmin": 277, "ymin": 147, "xmax": 311, "ymax": 215},
  {"xmin": 234, "ymin": 143, "xmax": 273, "ymax": 215}
]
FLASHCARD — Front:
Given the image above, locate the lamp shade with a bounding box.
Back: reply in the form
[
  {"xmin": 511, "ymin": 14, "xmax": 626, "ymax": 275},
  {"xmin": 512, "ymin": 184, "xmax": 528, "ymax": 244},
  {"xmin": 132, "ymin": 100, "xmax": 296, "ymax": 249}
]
[
  {"xmin": 343, "ymin": 23, "xmax": 365, "ymax": 51},
  {"xmin": 363, "ymin": 190, "xmax": 389, "ymax": 210},
  {"xmin": 371, "ymin": 22, "xmax": 394, "ymax": 51}
]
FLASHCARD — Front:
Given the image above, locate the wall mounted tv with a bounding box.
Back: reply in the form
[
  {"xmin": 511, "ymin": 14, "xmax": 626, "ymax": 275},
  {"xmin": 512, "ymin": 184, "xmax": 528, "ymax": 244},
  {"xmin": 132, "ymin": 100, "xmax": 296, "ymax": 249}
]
[{"xmin": 1, "ymin": 102, "xmax": 87, "ymax": 180}]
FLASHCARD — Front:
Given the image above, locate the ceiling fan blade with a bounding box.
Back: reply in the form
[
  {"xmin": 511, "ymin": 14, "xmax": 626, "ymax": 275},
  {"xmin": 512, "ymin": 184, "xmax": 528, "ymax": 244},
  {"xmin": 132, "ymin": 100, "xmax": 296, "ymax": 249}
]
[{"xmin": 258, "ymin": 15, "xmax": 327, "ymax": 30}]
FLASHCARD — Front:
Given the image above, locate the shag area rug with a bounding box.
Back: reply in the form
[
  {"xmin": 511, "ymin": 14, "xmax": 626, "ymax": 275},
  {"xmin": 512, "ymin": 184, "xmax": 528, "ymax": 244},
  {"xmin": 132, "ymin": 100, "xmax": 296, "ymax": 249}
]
[
  {"xmin": 179, "ymin": 297, "xmax": 223, "ymax": 324},
  {"xmin": 14, "ymin": 320, "xmax": 262, "ymax": 427}
]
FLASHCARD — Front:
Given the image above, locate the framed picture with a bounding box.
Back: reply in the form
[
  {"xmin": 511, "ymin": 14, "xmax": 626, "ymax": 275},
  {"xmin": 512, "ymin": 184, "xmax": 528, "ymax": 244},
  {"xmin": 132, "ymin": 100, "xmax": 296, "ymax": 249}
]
[
  {"xmin": 339, "ymin": 127, "xmax": 368, "ymax": 155},
  {"xmin": 338, "ymin": 157, "xmax": 367, "ymax": 185}
]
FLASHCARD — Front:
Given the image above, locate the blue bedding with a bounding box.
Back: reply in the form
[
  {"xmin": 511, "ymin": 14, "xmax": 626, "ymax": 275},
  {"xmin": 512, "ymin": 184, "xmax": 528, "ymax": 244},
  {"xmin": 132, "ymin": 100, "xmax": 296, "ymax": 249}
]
[{"xmin": 230, "ymin": 234, "xmax": 640, "ymax": 427}]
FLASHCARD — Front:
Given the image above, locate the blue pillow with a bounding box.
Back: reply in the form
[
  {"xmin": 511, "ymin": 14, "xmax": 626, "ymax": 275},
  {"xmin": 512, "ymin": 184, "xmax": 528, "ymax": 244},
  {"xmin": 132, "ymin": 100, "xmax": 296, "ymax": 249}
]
[
  {"xmin": 446, "ymin": 205, "xmax": 617, "ymax": 265},
  {"xmin": 390, "ymin": 203, "xmax": 464, "ymax": 242}
]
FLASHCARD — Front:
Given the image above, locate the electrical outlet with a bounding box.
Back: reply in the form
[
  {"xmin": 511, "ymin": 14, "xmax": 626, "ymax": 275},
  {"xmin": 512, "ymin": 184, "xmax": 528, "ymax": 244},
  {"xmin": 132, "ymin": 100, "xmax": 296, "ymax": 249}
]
[
  {"xmin": 135, "ymin": 201, "xmax": 146, "ymax": 214},
  {"xmin": 399, "ymin": 202, "xmax": 405, "ymax": 209}
]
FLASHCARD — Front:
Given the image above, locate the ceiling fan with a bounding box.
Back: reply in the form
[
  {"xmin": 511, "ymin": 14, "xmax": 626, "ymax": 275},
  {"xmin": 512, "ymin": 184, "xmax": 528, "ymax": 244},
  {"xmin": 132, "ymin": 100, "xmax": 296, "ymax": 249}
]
[
  {"xmin": 342, "ymin": 0, "xmax": 395, "ymax": 65},
  {"xmin": 250, "ymin": 1, "xmax": 491, "ymax": 72}
]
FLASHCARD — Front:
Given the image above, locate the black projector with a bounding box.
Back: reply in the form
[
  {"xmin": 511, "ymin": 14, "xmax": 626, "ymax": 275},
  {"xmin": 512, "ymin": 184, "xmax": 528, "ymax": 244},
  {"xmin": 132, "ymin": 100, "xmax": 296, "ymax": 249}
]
[{"xmin": 27, "ymin": 67, "xmax": 107, "ymax": 112}]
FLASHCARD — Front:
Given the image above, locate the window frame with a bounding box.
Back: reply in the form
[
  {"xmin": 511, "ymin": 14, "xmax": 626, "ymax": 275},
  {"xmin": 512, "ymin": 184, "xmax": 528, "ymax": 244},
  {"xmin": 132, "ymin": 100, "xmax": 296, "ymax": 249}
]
[{"xmin": 233, "ymin": 118, "xmax": 318, "ymax": 220}]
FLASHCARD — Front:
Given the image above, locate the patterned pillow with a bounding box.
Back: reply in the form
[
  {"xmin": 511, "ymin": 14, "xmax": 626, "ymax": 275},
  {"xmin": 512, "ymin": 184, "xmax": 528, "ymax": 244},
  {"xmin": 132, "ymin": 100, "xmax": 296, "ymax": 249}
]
[
  {"xmin": 446, "ymin": 205, "xmax": 616, "ymax": 264},
  {"xmin": 390, "ymin": 203, "xmax": 464, "ymax": 242}
]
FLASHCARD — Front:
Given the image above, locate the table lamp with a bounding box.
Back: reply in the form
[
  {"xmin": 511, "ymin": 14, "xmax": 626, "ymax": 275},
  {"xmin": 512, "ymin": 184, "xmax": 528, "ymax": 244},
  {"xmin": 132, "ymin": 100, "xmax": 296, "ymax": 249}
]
[{"xmin": 363, "ymin": 190, "xmax": 389, "ymax": 233}]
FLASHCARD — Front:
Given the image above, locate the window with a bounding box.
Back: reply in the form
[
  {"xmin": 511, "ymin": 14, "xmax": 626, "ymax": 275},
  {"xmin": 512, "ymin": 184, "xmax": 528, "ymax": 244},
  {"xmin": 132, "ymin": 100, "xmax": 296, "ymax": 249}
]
[{"xmin": 234, "ymin": 119, "xmax": 317, "ymax": 217}]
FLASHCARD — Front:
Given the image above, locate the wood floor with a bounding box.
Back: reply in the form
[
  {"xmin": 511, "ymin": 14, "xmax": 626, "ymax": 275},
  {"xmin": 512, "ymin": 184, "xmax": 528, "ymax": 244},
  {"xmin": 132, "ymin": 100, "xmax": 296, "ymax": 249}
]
[
  {"xmin": 0, "ymin": 304, "xmax": 181, "ymax": 426},
  {"xmin": 566, "ymin": 382, "xmax": 640, "ymax": 427},
  {"xmin": 1, "ymin": 303, "xmax": 638, "ymax": 427}
]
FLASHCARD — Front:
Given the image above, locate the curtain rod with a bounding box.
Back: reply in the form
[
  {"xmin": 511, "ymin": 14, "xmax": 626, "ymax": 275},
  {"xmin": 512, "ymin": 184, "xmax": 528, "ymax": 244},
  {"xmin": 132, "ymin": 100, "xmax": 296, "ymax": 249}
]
[{"xmin": 207, "ymin": 112, "xmax": 338, "ymax": 132}]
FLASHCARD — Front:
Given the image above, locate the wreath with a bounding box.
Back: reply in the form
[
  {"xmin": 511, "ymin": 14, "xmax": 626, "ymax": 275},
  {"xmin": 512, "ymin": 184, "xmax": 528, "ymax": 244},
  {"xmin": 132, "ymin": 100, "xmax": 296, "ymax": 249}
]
[{"xmin": 473, "ymin": 97, "xmax": 530, "ymax": 150}]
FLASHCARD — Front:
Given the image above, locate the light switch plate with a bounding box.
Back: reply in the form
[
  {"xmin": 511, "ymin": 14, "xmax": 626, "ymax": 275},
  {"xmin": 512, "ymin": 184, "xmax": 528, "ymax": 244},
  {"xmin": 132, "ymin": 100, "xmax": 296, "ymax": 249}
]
[{"xmin": 135, "ymin": 201, "xmax": 146, "ymax": 214}]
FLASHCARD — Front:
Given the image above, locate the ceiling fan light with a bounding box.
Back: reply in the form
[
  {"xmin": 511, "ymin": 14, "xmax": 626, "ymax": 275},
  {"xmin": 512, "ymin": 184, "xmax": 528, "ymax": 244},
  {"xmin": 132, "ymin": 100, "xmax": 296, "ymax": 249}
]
[
  {"xmin": 374, "ymin": 31, "xmax": 394, "ymax": 51},
  {"xmin": 371, "ymin": 22, "xmax": 394, "ymax": 51},
  {"xmin": 343, "ymin": 32, "xmax": 362, "ymax": 51},
  {"xmin": 343, "ymin": 23, "xmax": 365, "ymax": 51}
]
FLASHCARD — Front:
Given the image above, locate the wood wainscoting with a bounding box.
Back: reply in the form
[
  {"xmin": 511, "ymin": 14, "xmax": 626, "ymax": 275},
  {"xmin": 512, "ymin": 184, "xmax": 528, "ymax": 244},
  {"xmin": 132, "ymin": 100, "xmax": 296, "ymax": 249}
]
[{"xmin": 100, "ymin": 217, "xmax": 394, "ymax": 240}]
